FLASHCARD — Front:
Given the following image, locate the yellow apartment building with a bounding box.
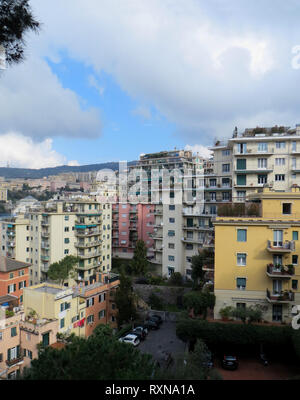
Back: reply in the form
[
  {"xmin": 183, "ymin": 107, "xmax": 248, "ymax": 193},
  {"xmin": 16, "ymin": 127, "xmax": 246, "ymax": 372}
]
[{"xmin": 214, "ymin": 187, "xmax": 300, "ymax": 323}]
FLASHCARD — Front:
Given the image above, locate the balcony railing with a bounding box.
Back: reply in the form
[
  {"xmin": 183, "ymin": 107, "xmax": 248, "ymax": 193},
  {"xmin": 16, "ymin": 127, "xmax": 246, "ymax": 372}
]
[
  {"xmin": 266, "ymin": 289, "xmax": 295, "ymax": 303},
  {"xmin": 266, "ymin": 264, "xmax": 295, "ymax": 278},
  {"xmin": 267, "ymin": 240, "xmax": 295, "ymax": 252},
  {"xmin": 6, "ymin": 356, "xmax": 24, "ymax": 367}
]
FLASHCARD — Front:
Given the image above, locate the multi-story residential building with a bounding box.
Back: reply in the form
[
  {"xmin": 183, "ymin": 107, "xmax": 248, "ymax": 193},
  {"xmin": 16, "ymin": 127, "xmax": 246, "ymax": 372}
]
[
  {"xmin": 0, "ymin": 195, "xmax": 112, "ymax": 286},
  {"xmin": 211, "ymin": 124, "xmax": 300, "ymax": 203},
  {"xmin": 214, "ymin": 187, "xmax": 300, "ymax": 323},
  {"xmin": 0, "ymin": 257, "xmax": 30, "ymax": 305},
  {"xmin": 0, "ymin": 298, "xmax": 23, "ymax": 380},
  {"xmin": 146, "ymin": 150, "xmax": 210, "ymax": 278},
  {"xmin": 23, "ymin": 272, "xmax": 119, "ymax": 338}
]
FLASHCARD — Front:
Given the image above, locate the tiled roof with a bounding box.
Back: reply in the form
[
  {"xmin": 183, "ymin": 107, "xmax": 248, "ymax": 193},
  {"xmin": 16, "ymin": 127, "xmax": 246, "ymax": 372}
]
[{"xmin": 0, "ymin": 256, "xmax": 31, "ymax": 272}]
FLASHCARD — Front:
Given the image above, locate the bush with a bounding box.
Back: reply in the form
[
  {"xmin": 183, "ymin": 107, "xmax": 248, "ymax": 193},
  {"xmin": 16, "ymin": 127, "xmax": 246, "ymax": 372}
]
[
  {"xmin": 168, "ymin": 272, "xmax": 183, "ymax": 286},
  {"xmin": 148, "ymin": 292, "xmax": 164, "ymax": 310},
  {"xmin": 219, "ymin": 306, "xmax": 234, "ymax": 319}
]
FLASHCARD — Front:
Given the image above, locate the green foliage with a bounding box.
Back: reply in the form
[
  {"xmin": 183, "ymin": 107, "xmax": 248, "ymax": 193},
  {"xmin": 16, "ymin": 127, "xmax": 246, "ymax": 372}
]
[
  {"xmin": 291, "ymin": 330, "xmax": 300, "ymax": 360},
  {"xmin": 114, "ymin": 269, "xmax": 137, "ymax": 328},
  {"xmin": 219, "ymin": 306, "xmax": 235, "ymax": 319},
  {"xmin": 168, "ymin": 272, "xmax": 183, "ymax": 286},
  {"xmin": 115, "ymin": 324, "xmax": 132, "ymax": 339},
  {"xmin": 176, "ymin": 319, "xmax": 293, "ymax": 349},
  {"xmin": 47, "ymin": 255, "xmax": 80, "ymax": 286},
  {"xmin": 22, "ymin": 327, "xmax": 155, "ymax": 380},
  {"xmin": 130, "ymin": 240, "xmax": 149, "ymax": 276},
  {"xmin": 0, "ymin": 0, "xmax": 40, "ymax": 66},
  {"xmin": 220, "ymin": 305, "xmax": 262, "ymax": 323},
  {"xmin": 148, "ymin": 292, "xmax": 164, "ymax": 310},
  {"xmin": 5, "ymin": 309, "xmax": 14, "ymax": 318},
  {"xmin": 191, "ymin": 250, "xmax": 214, "ymax": 288},
  {"xmin": 183, "ymin": 291, "xmax": 216, "ymax": 319}
]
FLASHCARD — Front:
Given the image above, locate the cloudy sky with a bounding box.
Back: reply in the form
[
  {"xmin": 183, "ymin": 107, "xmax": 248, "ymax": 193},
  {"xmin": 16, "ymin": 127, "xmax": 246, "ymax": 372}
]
[{"xmin": 1, "ymin": 0, "xmax": 300, "ymax": 168}]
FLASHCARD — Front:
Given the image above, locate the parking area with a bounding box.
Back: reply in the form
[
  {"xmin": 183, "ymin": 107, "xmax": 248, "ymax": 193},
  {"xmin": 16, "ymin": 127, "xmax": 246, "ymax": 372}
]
[
  {"xmin": 215, "ymin": 357, "xmax": 300, "ymax": 380},
  {"xmin": 138, "ymin": 321, "xmax": 187, "ymax": 363}
]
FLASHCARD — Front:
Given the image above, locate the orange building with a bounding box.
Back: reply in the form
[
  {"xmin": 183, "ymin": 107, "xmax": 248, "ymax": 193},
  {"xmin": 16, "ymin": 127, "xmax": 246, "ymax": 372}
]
[
  {"xmin": 73, "ymin": 273, "xmax": 119, "ymax": 337},
  {"xmin": 0, "ymin": 257, "xmax": 30, "ymax": 306}
]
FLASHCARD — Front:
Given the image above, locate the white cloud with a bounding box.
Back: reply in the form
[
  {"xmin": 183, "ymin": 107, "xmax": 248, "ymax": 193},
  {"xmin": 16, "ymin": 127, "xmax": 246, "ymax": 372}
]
[
  {"xmin": 88, "ymin": 74, "xmax": 105, "ymax": 96},
  {"xmin": 185, "ymin": 144, "xmax": 212, "ymax": 159},
  {"xmin": 0, "ymin": 132, "xmax": 79, "ymax": 168}
]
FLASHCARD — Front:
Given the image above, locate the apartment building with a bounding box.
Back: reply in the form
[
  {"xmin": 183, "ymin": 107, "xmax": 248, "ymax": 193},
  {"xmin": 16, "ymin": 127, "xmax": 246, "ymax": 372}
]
[
  {"xmin": 211, "ymin": 124, "xmax": 300, "ymax": 203},
  {"xmin": 23, "ymin": 272, "xmax": 119, "ymax": 338},
  {"xmin": 0, "ymin": 298, "xmax": 23, "ymax": 380},
  {"xmin": 0, "ymin": 257, "xmax": 30, "ymax": 305},
  {"xmin": 214, "ymin": 187, "xmax": 300, "ymax": 323},
  {"xmin": 0, "ymin": 195, "xmax": 112, "ymax": 286},
  {"xmin": 146, "ymin": 150, "xmax": 211, "ymax": 278}
]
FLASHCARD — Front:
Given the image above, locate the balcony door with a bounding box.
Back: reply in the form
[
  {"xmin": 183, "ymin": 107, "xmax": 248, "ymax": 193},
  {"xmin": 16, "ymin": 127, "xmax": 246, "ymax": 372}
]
[
  {"xmin": 272, "ymin": 304, "xmax": 282, "ymax": 322},
  {"xmin": 273, "ymin": 255, "xmax": 282, "ymax": 271},
  {"xmin": 273, "ymin": 230, "xmax": 283, "ymax": 247},
  {"xmin": 273, "ymin": 279, "xmax": 282, "ymax": 295}
]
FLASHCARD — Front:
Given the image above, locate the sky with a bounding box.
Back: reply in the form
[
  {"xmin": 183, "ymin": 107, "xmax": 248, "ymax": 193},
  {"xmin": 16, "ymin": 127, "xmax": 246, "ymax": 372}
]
[{"xmin": 1, "ymin": 0, "xmax": 300, "ymax": 168}]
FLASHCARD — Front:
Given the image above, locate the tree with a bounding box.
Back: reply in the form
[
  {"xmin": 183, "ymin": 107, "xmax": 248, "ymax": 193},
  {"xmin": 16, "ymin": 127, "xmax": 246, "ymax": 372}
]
[
  {"xmin": 183, "ymin": 291, "xmax": 215, "ymax": 319},
  {"xmin": 114, "ymin": 269, "xmax": 137, "ymax": 328},
  {"xmin": 22, "ymin": 325, "xmax": 156, "ymax": 380},
  {"xmin": 0, "ymin": 0, "xmax": 40, "ymax": 66},
  {"xmin": 191, "ymin": 249, "xmax": 214, "ymax": 288},
  {"xmin": 130, "ymin": 240, "xmax": 149, "ymax": 276},
  {"xmin": 168, "ymin": 272, "xmax": 183, "ymax": 286},
  {"xmin": 47, "ymin": 255, "xmax": 80, "ymax": 286}
]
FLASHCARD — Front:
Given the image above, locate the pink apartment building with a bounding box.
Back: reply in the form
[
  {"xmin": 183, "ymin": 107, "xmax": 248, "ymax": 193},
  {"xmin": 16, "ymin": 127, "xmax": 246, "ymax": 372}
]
[{"xmin": 112, "ymin": 203, "xmax": 155, "ymax": 258}]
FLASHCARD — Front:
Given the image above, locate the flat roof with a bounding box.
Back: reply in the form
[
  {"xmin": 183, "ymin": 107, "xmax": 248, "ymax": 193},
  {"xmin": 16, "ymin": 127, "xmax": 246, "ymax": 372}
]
[{"xmin": 33, "ymin": 286, "xmax": 63, "ymax": 295}]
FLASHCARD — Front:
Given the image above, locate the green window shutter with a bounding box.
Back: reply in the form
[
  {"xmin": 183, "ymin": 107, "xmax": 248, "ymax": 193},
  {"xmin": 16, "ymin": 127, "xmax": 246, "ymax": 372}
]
[
  {"xmin": 293, "ymin": 231, "xmax": 298, "ymax": 240},
  {"xmin": 16, "ymin": 345, "xmax": 20, "ymax": 358},
  {"xmin": 237, "ymin": 159, "xmax": 246, "ymax": 170},
  {"xmin": 237, "ymin": 175, "xmax": 246, "ymax": 185},
  {"xmin": 14, "ymin": 284, "xmax": 16, "ymax": 292},
  {"xmin": 7, "ymin": 348, "xmax": 11, "ymax": 361}
]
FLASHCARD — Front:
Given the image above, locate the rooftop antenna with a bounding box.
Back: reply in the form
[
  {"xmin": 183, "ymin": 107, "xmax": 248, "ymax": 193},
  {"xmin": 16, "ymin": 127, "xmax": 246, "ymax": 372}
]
[{"xmin": 232, "ymin": 127, "xmax": 238, "ymax": 138}]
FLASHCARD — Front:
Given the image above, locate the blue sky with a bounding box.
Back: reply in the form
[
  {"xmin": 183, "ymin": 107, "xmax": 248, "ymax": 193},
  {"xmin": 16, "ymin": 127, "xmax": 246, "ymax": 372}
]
[
  {"xmin": 1, "ymin": 0, "xmax": 300, "ymax": 168},
  {"xmin": 47, "ymin": 55, "xmax": 183, "ymax": 165}
]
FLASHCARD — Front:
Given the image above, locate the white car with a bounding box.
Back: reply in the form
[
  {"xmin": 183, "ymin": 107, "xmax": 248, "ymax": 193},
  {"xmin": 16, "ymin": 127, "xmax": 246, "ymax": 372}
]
[{"xmin": 118, "ymin": 334, "xmax": 140, "ymax": 346}]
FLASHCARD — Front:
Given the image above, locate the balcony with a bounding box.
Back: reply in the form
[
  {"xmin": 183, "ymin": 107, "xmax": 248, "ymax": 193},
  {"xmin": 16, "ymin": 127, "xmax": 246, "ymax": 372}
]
[
  {"xmin": 41, "ymin": 255, "xmax": 50, "ymax": 262},
  {"xmin": 267, "ymin": 240, "xmax": 295, "ymax": 253},
  {"xmin": 266, "ymin": 289, "xmax": 295, "ymax": 303},
  {"xmin": 7, "ymin": 241, "xmax": 15, "ymax": 248},
  {"xmin": 41, "ymin": 232, "xmax": 50, "ymax": 238},
  {"xmin": 78, "ymin": 251, "xmax": 102, "ymax": 259},
  {"xmin": 75, "ymin": 240, "xmax": 101, "ymax": 248},
  {"xmin": 266, "ymin": 264, "xmax": 294, "ymax": 278},
  {"xmin": 6, "ymin": 356, "xmax": 24, "ymax": 367},
  {"xmin": 75, "ymin": 230, "xmax": 100, "ymax": 237}
]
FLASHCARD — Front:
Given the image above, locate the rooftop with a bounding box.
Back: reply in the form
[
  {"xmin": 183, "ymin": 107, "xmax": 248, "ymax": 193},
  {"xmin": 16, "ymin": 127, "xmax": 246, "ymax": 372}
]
[
  {"xmin": 0, "ymin": 256, "xmax": 31, "ymax": 273},
  {"xmin": 33, "ymin": 285, "xmax": 63, "ymax": 295}
]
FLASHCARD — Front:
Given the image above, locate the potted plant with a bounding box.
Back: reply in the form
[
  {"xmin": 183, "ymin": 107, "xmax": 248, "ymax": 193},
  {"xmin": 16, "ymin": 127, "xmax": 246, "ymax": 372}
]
[{"xmin": 219, "ymin": 306, "xmax": 234, "ymax": 321}]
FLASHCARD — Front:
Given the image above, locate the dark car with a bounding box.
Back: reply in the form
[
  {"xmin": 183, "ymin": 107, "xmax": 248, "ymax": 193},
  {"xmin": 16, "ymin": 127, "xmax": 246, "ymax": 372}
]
[
  {"xmin": 148, "ymin": 315, "xmax": 162, "ymax": 325},
  {"xmin": 144, "ymin": 319, "xmax": 160, "ymax": 330},
  {"xmin": 221, "ymin": 355, "xmax": 238, "ymax": 370}
]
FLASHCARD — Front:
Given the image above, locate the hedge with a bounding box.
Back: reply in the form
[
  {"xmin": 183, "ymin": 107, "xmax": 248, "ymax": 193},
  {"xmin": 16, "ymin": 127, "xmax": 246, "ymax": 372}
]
[{"xmin": 176, "ymin": 319, "xmax": 293, "ymax": 349}]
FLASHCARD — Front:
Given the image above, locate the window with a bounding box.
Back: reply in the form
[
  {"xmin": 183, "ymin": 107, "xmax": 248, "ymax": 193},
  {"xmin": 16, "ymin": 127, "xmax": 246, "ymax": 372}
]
[
  {"xmin": 168, "ymin": 255, "xmax": 175, "ymax": 262},
  {"xmin": 186, "ymin": 244, "xmax": 193, "ymax": 250},
  {"xmin": 19, "ymin": 270, "xmax": 24, "ymax": 276},
  {"xmin": 210, "ymin": 192, "xmax": 216, "ymax": 201},
  {"xmin": 275, "ymin": 158, "xmax": 285, "ymax": 166},
  {"xmin": 210, "ymin": 179, "xmax": 217, "ymax": 187},
  {"xmin": 276, "ymin": 142, "xmax": 286, "ymax": 149},
  {"xmin": 121, "ymin": 214, "xmax": 127, "ymax": 218},
  {"xmin": 64, "ymin": 249, "xmax": 69, "ymax": 255},
  {"xmin": 293, "ymin": 231, "xmax": 298, "ymax": 241},
  {"xmin": 19, "ymin": 281, "xmax": 26, "ymax": 289},
  {"xmin": 258, "ymin": 158, "xmax": 267, "ymax": 169},
  {"xmin": 42, "ymin": 332, "xmax": 49, "ymax": 347},
  {"xmin": 237, "ymin": 253, "xmax": 247, "ymax": 266},
  {"xmin": 168, "ymin": 230, "xmax": 175, "ymax": 237},
  {"xmin": 222, "ymin": 192, "xmax": 230, "ymax": 201},
  {"xmin": 236, "ymin": 159, "xmax": 246, "ymax": 170},
  {"xmin": 0, "ymin": 332, "xmax": 2, "ymax": 341},
  {"xmin": 64, "ymin": 238, "xmax": 69, "ymax": 244},
  {"xmin": 237, "ymin": 175, "xmax": 246, "ymax": 186},
  {"xmin": 237, "ymin": 229, "xmax": 247, "ymax": 242},
  {"xmin": 258, "ymin": 142, "xmax": 268, "ymax": 152},
  {"xmin": 222, "ymin": 149, "xmax": 230, "ymax": 156},
  {"xmin": 87, "ymin": 315, "xmax": 94, "ymax": 324},
  {"xmin": 7, "ymin": 284, "xmax": 16, "ymax": 294},
  {"xmin": 9, "ymin": 272, "xmax": 14, "ymax": 279},
  {"xmin": 11, "ymin": 327, "xmax": 17, "ymax": 337},
  {"xmin": 282, "ymin": 203, "xmax": 291, "ymax": 215},
  {"xmin": 292, "ymin": 280, "xmax": 298, "ymax": 290},
  {"xmin": 60, "ymin": 318, "xmax": 65, "ymax": 329},
  {"xmin": 99, "ymin": 310, "xmax": 106, "ymax": 319},
  {"xmin": 168, "ymin": 243, "xmax": 175, "ymax": 249},
  {"xmin": 275, "ymin": 174, "xmax": 285, "ymax": 181},
  {"xmin": 236, "ymin": 277, "xmax": 246, "ymax": 290},
  {"xmin": 169, "ymin": 218, "xmax": 175, "ymax": 223},
  {"xmin": 222, "ymin": 164, "xmax": 230, "ymax": 173},
  {"xmin": 60, "ymin": 302, "xmax": 71, "ymax": 312},
  {"xmin": 169, "ymin": 205, "xmax": 175, "ymax": 210},
  {"xmin": 237, "ymin": 143, "xmax": 247, "ymax": 154},
  {"xmin": 86, "ymin": 298, "xmax": 94, "ymax": 307},
  {"xmin": 292, "ymin": 158, "xmax": 297, "ymax": 169},
  {"xmin": 64, "ymin": 216, "xmax": 69, "ymax": 221},
  {"xmin": 222, "ymin": 178, "xmax": 230, "ymax": 187},
  {"xmin": 258, "ymin": 175, "xmax": 267, "ymax": 184},
  {"xmin": 64, "ymin": 227, "xmax": 69, "ymax": 232},
  {"xmin": 292, "ymin": 141, "xmax": 297, "ymax": 151},
  {"xmin": 273, "ymin": 230, "xmax": 283, "ymax": 246},
  {"xmin": 99, "ymin": 293, "xmax": 106, "ymax": 302},
  {"xmin": 168, "ymin": 267, "xmax": 175, "ymax": 277},
  {"xmin": 292, "ymin": 255, "xmax": 298, "ymax": 265}
]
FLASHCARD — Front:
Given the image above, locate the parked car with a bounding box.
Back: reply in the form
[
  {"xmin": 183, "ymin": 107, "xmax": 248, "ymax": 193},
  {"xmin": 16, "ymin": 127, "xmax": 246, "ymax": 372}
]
[
  {"xmin": 221, "ymin": 355, "xmax": 238, "ymax": 370},
  {"xmin": 144, "ymin": 319, "xmax": 160, "ymax": 330},
  {"xmin": 132, "ymin": 326, "xmax": 148, "ymax": 337},
  {"xmin": 148, "ymin": 315, "xmax": 163, "ymax": 325},
  {"xmin": 118, "ymin": 334, "xmax": 140, "ymax": 346},
  {"xmin": 130, "ymin": 328, "xmax": 146, "ymax": 341}
]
